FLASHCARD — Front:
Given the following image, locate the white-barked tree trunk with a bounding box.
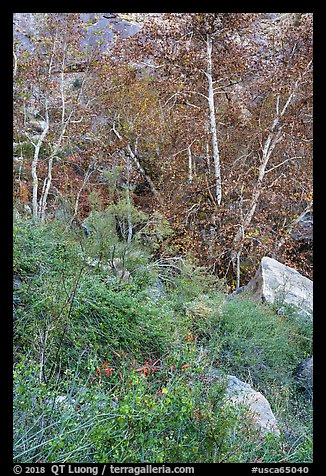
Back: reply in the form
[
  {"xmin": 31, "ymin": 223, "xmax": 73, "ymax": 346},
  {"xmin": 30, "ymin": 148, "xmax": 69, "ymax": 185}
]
[{"xmin": 206, "ymin": 33, "xmax": 222, "ymax": 205}]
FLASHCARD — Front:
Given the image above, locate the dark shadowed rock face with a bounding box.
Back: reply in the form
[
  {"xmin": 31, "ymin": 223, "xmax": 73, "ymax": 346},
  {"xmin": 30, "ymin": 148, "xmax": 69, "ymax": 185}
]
[
  {"xmin": 291, "ymin": 211, "xmax": 313, "ymax": 244},
  {"xmin": 13, "ymin": 13, "xmax": 142, "ymax": 53}
]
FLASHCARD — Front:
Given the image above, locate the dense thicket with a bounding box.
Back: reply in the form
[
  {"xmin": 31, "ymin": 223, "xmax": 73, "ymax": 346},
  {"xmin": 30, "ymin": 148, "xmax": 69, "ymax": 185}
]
[{"xmin": 13, "ymin": 12, "xmax": 313, "ymax": 288}]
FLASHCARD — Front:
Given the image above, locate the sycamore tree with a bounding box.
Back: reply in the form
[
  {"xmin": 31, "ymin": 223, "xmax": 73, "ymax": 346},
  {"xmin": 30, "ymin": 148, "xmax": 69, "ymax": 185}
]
[
  {"xmin": 84, "ymin": 50, "xmax": 175, "ymax": 201},
  {"xmin": 143, "ymin": 13, "xmax": 312, "ymax": 282},
  {"xmin": 13, "ymin": 13, "xmax": 100, "ymax": 223},
  {"xmin": 227, "ymin": 13, "xmax": 313, "ymax": 284},
  {"xmin": 91, "ymin": 12, "xmax": 312, "ymax": 284},
  {"xmin": 130, "ymin": 13, "xmax": 256, "ymax": 205}
]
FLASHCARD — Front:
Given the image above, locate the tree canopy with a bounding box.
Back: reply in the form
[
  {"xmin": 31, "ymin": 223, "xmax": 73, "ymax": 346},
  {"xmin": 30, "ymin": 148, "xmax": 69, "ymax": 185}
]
[{"xmin": 13, "ymin": 12, "xmax": 313, "ymax": 286}]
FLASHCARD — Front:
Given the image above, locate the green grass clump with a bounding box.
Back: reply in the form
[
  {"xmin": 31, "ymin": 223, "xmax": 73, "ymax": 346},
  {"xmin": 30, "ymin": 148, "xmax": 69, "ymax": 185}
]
[
  {"xmin": 207, "ymin": 297, "xmax": 312, "ymax": 389},
  {"xmin": 206, "ymin": 294, "xmax": 313, "ymax": 461}
]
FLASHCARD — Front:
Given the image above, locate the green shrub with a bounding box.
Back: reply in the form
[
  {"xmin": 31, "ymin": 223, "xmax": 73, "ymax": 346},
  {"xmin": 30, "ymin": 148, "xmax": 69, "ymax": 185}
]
[
  {"xmin": 13, "ymin": 215, "xmax": 79, "ymax": 277},
  {"xmin": 13, "ymin": 217, "xmax": 313, "ymax": 463},
  {"xmin": 205, "ymin": 295, "xmax": 313, "ymax": 462},
  {"xmin": 13, "ymin": 344, "xmax": 236, "ymax": 463},
  {"xmin": 207, "ymin": 296, "xmax": 312, "ymax": 392}
]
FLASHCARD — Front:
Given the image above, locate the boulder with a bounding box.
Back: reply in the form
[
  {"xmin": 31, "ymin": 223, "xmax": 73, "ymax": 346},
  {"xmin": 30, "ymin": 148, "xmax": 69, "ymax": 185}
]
[
  {"xmin": 224, "ymin": 375, "xmax": 280, "ymax": 436},
  {"xmin": 208, "ymin": 370, "xmax": 280, "ymax": 436},
  {"xmin": 54, "ymin": 394, "xmax": 76, "ymax": 411},
  {"xmin": 83, "ymin": 255, "xmax": 132, "ymax": 283},
  {"xmin": 245, "ymin": 257, "xmax": 313, "ymax": 317},
  {"xmin": 13, "ymin": 278, "xmax": 23, "ymax": 289}
]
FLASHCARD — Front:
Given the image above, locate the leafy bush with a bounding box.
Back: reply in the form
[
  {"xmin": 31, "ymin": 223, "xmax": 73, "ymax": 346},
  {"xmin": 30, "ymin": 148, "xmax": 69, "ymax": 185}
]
[
  {"xmin": 13, "ymin": 216, "xmax": 178, "ymax": 378},
  {"xmin": 79, "ymin": 199, "xmax": 173, "ymax": 282},
  {"xmin": 13, "ymin": 215, "xmax": 79, "ymax": 278}
]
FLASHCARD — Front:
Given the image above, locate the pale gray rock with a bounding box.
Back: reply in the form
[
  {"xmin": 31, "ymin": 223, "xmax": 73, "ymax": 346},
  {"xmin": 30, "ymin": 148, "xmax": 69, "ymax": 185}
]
[
  {"xmin": 208, "ymin": 370, "xmax": 280, "ymax": 436},
  {"xmin": 224, "ymin": 375, "xmax": 280, "ymax": 436},
  {"xmin": 83, "ymin": 255, "xmax": 132, "ymax": 283},
  {"xmin": 13, "ymin": 13, "xmax": 39, "ymax": 51},
  {"xmin": 54, "ymin": 394, "xmax": 76, "ymax": 411},
  {"xmin": 55, "ymin": 395, "xmax": 70, "ymax": 405},
  {"xmin": 13, "ymin": 278, "xmax": 23, "ymax": 289},
  {"xmin": 147, "ymin": 277, "xmax": 166, "ymax": 301},
  {"xmin": 24, "ymin": 204, "xmax": 32, "ymax": 215},
  {"xmin": 245, "ymin": 257, "xmax": 313, "ymax": 317}
]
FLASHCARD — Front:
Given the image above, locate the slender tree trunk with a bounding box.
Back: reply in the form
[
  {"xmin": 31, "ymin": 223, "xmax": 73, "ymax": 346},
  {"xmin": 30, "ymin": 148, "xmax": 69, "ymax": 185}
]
[
  {"xmin": 31, "ymin": 104, "xmax": 49, "ymax": 221},
  {"xmin": 126, "ymin": 156, "xmax": 133, "ymax": 244},
  {"xmin": 126, "ymin": 144, "xmax": 159, "ymax": 197},
  {"xmin": 231, "ymin": 106, "xmax": 283, "ymax": 272},
  {"xmin": 39, "ymin": 38, "xmax": 69, "ymax": 222},
  {"xmin": 206, "ymin": 33, "xmax": 222, "ymax": 205},
  {"xmin": 206, "ymin": 141, "xmax": 211, "ymax": 175},
  {"xmin": 111, "ymin": 122, "xmax": 160, "ymax": 197},
  {"xmin": 188, "ymin": 145, "xmax": 193, "ymax": 183},
  {"xmin": 13, "ymin": 46, "xmax": 18, "ymax": 77},
  {"xmin": 126, "ymin": 188, "xmax": 133, "ymax": 244},
  {"xmin": 236, "ymin": 249, "xmax": 241, "ymax": 289},
  {"xmin": 31, "ymin": 37, "xmax": 57, "ymax": 222},
  {"xmin": 38, "ymin": 156, "xmax": 53, "ymax": 222},
  {"xmin": 70, "ymin": 162, "xmax": 95, "ymax": 225},
  {"xmin": 38, "ymin": 113, "xmax": 74, "ymax": 221}
]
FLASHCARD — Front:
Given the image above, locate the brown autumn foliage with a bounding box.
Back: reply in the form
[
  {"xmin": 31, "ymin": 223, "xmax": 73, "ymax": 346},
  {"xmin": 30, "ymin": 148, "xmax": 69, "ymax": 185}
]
[{"xmin": 13, "ymin": 13, "xmax": 313, "ymax": 286}]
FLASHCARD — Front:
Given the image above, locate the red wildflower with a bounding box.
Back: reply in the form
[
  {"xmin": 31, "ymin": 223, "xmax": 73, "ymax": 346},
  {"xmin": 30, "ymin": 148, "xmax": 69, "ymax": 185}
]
[
  {"xmin": 136, "ymin": 359, "xmax": 160, "ymax": 376},
  {"xmin": 104, "ymin": 367, "xmax": 115, "ymax": 377}
]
